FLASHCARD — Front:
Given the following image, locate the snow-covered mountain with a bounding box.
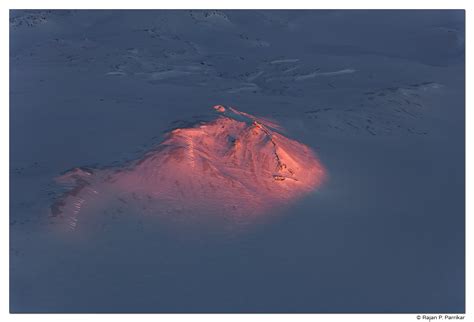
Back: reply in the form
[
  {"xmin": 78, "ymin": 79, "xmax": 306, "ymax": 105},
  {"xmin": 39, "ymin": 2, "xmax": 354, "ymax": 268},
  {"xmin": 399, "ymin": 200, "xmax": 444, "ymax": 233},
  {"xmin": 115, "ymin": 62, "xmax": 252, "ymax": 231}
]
[{"xmin": 52, "ymin": 106, "xmax": 326, "ymax": 231}]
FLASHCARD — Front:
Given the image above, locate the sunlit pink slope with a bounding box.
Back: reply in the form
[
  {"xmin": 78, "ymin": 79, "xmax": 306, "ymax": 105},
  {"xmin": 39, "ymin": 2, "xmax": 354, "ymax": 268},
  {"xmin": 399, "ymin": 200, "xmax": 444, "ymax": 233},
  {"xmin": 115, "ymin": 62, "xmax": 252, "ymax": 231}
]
[{"xmin": 52, "ymin": 106, "xmax": 326, "ymax": 230}]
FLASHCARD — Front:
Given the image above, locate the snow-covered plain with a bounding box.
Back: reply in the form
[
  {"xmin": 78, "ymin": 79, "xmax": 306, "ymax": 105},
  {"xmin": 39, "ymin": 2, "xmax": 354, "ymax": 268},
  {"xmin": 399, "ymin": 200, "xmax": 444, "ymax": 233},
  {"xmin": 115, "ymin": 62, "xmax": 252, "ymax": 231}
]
[{"xmin": 10, "ymin": 10, "xmax": 465, "ymax": 312}]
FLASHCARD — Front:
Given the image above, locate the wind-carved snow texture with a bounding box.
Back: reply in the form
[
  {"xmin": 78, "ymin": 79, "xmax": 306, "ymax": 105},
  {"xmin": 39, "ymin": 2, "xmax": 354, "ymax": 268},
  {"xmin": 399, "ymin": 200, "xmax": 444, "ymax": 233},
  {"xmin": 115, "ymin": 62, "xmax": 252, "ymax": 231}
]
[
  {"xmin": 51, "ymin": 106, "xmax": 326, "ymax": 231},
  {"xmin": 297, "ymin": 82, "xmax": 443, "ymax": 136}
]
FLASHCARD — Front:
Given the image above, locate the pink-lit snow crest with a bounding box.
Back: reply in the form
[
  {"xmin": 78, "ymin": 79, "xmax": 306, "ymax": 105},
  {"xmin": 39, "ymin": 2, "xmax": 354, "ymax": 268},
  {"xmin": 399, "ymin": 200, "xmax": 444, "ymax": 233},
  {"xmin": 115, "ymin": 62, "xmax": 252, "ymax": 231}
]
[{"xmin": 51, "ymin": 106, "xmax": 326, "ymax": 231}]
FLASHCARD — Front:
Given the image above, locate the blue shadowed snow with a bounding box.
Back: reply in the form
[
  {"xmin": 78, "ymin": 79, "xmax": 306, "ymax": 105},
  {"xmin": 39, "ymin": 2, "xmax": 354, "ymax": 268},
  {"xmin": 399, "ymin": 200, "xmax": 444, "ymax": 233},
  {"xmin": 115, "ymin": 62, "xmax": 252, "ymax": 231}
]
[{"xmin": 10, "ymin": 10, "xmax": 465, "ymax": 313}]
